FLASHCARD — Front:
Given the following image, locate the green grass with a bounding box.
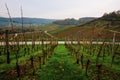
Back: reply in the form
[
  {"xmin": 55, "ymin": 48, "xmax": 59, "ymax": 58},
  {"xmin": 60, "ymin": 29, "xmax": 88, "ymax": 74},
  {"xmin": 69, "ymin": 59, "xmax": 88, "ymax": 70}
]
[{"xmin": 36, "ymin": 45, "xmax": 86, "ymax": 80}]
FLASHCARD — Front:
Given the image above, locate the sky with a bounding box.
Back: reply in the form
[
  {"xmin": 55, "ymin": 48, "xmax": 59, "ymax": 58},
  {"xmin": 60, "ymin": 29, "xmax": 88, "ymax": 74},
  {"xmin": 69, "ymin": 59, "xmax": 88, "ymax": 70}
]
[{"xmin": 0, "ymin": 0, "xmax": 120, "ymax": 19}]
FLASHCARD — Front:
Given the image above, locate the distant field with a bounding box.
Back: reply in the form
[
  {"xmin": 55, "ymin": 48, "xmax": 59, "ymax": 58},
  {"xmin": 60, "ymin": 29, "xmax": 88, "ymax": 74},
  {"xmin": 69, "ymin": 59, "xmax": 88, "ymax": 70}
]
[{"xmin": 49, "ymin": 25, "xmax": 73, "ymax": 35}]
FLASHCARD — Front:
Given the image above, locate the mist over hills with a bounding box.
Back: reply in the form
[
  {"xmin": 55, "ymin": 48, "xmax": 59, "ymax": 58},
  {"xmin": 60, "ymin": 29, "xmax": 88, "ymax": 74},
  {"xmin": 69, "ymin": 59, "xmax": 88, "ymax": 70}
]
[
  {"xmin": 0, "ymin": 17, "xmax": 96, "ymax": 28},
  {"xmin": 0, "ymin": 17, "xmax": 56, "ymax": 27}
]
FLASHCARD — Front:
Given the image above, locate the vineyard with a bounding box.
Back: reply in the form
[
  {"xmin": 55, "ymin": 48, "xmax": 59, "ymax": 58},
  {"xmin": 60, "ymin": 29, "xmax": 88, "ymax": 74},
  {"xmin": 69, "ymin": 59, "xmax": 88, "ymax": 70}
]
[
  {"xmin": 0, "ymin": 30, "xmax": 58, "ymax": 79},
  {"xmin": 0, "ymin": 27, "xmax": 120, "ymax": 80},
  {"xmin": 0, "ymin": 0, "xmax": 120, "ymax": 80}
]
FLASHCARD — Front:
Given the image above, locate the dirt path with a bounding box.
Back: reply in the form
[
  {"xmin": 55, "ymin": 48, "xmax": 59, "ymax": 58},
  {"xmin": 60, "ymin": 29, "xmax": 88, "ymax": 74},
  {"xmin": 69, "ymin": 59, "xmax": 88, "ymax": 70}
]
[{"xmin": 37, "ymin": 45, "xmax": 86, "ymax": 80}]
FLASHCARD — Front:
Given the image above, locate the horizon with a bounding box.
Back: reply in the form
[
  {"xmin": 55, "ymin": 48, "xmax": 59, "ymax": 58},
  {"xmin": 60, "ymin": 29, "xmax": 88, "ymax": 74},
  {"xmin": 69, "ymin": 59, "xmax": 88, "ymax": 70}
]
[
  {"xmin": 0, "ymin": 0, "xmax": 120, "ymax": 19},
  {"xmin": 0, "ymin": 16, "xmax": 98, "ymax": 20}
]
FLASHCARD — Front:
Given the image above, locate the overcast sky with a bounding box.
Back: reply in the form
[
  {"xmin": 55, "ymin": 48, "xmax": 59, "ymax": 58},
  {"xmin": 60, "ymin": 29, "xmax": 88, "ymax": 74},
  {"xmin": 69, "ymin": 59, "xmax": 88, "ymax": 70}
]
[{"xmin": 0, "ymin": 0, "xmax": 120, "ymax": 19}]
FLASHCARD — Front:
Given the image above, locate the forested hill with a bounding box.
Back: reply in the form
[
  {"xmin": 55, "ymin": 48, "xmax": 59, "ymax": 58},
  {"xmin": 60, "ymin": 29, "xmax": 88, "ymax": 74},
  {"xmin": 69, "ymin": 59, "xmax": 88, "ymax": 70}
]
[
  {"xmin": 0, "ymin": 17, "xmax": 56, "ymax": 27},
  {"xmin": 78, "ymin": 10, "xmax": 120, "ymax": 28},
  {"xmin": 53, "ymin": 17, "xmax": 96, "ymax": 26}
]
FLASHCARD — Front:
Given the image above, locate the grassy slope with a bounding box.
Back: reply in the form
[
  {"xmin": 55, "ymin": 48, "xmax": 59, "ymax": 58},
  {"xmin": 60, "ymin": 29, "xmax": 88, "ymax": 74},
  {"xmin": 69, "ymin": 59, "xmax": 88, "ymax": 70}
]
[
  {"xmin": 49, "ymin": 25, "xmax": 73, "ymax": 35},
  {"xmin": 39, "ymin": 24, "xmax": 59, "ymax": 31},
  {"xmin": 36, "ymin": 45, "xmax": 86, "ymax": 80}
]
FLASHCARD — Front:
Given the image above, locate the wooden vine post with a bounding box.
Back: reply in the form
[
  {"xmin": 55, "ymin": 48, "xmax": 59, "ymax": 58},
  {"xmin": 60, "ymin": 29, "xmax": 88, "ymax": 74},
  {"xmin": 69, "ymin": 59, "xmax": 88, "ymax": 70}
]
[
  {"xmin": 85, "ymin": 59, "xmax": 90, "ymax": 76},
  {"xmin": 30, "ymin": 56, "xmax": 35, "ymax": 75},
  {"xmin": 111, "ymin": 33, "xmax": 116, "ymax": 67},
  {"xmin": 5, "ymin": 30, "xmax": 10, "ymax": 64}
]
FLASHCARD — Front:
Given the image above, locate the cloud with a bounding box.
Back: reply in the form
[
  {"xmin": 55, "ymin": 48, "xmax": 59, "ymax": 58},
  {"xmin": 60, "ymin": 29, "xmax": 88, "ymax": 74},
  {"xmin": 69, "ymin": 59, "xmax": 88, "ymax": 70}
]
[{"xmin": 0, "ymin": 0, "xmax": 120, "ymax": 19}]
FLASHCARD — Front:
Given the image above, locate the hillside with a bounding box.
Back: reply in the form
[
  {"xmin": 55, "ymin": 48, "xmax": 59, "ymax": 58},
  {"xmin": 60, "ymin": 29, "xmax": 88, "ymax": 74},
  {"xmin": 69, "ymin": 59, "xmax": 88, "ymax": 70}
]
[
  {"xmin": 79, "ymin": 11, "xmax": 120, "ymax": 30},
  {"xmin": 0, "ymin": 17, "xmax": 56, "ymax": 27},
  {"xmin": 51, "ymin": 11, "xmax": 120, "ymax": 40},
  {"xmin": 0, "ymin": 17, "xmax": 96, "ymax": 35}
]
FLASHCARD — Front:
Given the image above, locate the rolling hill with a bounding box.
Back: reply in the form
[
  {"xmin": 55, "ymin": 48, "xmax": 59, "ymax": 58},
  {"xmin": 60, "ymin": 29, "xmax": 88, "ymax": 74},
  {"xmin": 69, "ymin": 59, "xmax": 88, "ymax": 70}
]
[
  {"xmin": 0, "ymin": 17, "xmax": 56, "ymax": 27},
  {"xmin": 51, "ymin": 11, "xmax": 120, "ymax": 40},
  {"xmin": 53, "ymin": 17, "xmax": 95, "ymax": 26}
]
